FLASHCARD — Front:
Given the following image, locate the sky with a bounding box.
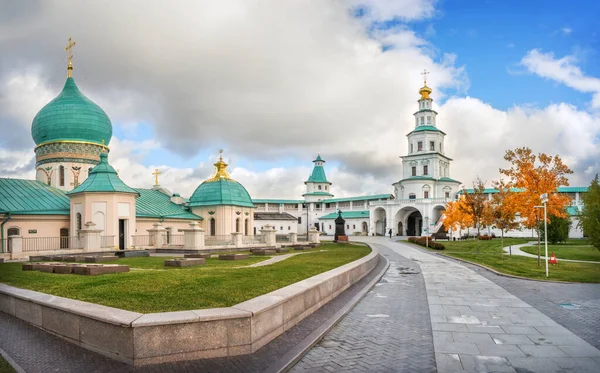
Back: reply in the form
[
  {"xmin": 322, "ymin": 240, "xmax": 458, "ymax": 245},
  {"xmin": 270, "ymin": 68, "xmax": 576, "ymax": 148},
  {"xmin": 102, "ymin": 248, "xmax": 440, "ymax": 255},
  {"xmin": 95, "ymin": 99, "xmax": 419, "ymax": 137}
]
[{"xmin": 0, "ymin": 0, "xmax": 599, "ymax": 199}]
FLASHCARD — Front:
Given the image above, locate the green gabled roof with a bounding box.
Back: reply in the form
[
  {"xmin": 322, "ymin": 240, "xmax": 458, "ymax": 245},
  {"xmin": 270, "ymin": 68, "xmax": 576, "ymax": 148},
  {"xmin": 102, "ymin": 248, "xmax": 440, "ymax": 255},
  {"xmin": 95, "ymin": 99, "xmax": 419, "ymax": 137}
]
[
  {"xmin": 319, "ymin": 210, "xmax": 370, "ymax": 220},
  {"xmin": 407, "ymin": 125, "xmax": 446, "ymax": 135},
  {"xmin": 322, "ymin": 194, "xmax": 393, "ymax": 203},
  {"xmin": 252, "ymin": 199, "xmax": 304, "ymax": 204},
  {"xmin": 67, "ymin": 153, "xmax": 138, "ymax": 195},
  {"xmin": 438, "ymin": 177, "xmax": 461, "ymax": 183},
  {"xmin": 31, "ymin": 77, "xmax": 112, "ymax": 146},
  {"xmin": 189, "ymin": 178, "xmax": 254, "ymax": 208},
  {"xmin": 566, "ymin": 206, "xmax": 581, "ymax": 216},
  {"xmin": 0, "ymin": 178, "xmax": 70, "ymax": 215},
  {"xmin": 303, "ymin": 191, "xmax": 334, "ymax": 197},
  {"xmin": 134, "ymin": 189, "xmax": 202, "ymax": 220}
]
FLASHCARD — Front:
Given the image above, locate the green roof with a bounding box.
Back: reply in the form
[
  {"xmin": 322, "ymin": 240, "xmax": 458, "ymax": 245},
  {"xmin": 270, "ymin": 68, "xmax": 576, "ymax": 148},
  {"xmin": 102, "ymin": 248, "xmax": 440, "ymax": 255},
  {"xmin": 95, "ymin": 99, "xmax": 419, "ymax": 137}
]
[
  {"xmin": 439, "ymin": 177, "xmax": 461, "ymax": 183},
  {"xmin": 319, "ymin": 210, "xmax": 370, "ymax": 220},
  {"xmin": 322, "ymin": 194, "xmax": 393, "ymax": 203},
  {"xmin": 303, "ymin": 191, "xmax": 334, "ymax": 197},
  {"xmin": 408, "ymin": 125, "xmax": 446, "ymax": 135},
  {"xmin": 0, "ymin": 178, "xmax": 70, "ymax": 215},
  {"xmin": 461, "ymin": 186, "xmax": 587, "ymax": 194},
  {"xmin": 252, "ymin": 199, "xmax": 304, "ymax": 204},
  {"xmin": 566, "ymin": 206, "xmax": 580, "ymax": 216},
  {"xmin": 67, "ymin": 153, "xmax": 138, "ymax": 195},
  {"xmin": 399, "ymin": 176, "xmax": 437, "ymax": 182},
  {"xmin": 31, "ymin": 77, "xmax": 112, "ymax": 146},
  {"xmin": 135, "ymin": 189, "xmax": 202, "ymax": 220},
  {"xmin": 189, "ymin": 178, "xmax": 254, "ymax": 208},
  {"xmin": 306, "ymin": 155, "xmax": 330, "ymax": 184}
]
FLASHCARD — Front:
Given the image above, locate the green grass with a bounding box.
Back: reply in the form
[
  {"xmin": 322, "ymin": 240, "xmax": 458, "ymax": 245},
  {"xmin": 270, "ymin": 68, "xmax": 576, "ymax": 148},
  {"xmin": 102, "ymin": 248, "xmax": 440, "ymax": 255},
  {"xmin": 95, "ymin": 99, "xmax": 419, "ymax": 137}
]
[
  {"xmin": 0, "ymin": 244, "xmax": 370, "ymax": 313},
  {"xmin": 520, "ymin": 240, "xmax": 600, "ymax": 261},
  {"xmin": 0, "ymin": 356, "xmax": 15, "ymax": 373},
  {"xmin": 415, "ymin": 238, "xmax": 600, "ymax": 283}
]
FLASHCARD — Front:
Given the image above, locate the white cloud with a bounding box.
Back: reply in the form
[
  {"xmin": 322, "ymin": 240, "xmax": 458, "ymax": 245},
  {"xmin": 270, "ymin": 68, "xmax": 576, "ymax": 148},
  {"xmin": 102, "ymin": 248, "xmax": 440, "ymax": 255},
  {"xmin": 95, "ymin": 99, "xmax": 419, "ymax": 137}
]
[
  {"xmin": 521, "ymin": 49, "xmax": 600, "ymax": 109},
  {"xmin": 561, "ymin": 27, "xmax": 572, "ymax": 35}
]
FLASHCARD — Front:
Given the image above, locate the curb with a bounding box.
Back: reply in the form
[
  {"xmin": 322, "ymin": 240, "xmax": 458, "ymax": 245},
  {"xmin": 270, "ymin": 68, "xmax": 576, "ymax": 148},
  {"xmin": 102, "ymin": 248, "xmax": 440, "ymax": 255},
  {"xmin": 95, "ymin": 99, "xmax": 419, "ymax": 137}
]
[
  {"xmin": 266, "ymin": 250, "xmax": 390, "ymax": 373},
  {"xmin": 0, "ymin": 346, "xmax": 26, "ymax": 373}
]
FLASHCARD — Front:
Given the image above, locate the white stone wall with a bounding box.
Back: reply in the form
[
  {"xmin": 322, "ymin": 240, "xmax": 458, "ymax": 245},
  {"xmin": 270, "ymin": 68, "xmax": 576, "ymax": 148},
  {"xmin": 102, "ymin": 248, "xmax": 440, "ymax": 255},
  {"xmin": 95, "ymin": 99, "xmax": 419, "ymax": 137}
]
[{"xmin": 253, "ymin": 219, "xmax": 298, "ymax": 235}]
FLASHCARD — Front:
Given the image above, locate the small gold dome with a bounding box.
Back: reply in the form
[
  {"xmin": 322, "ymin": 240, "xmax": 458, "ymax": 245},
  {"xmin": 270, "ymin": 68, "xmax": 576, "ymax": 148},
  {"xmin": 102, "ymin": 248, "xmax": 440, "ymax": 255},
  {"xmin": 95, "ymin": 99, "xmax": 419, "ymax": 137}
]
[{"xmin": 419, "ymin": 84, "xmax": 432, "ymax": 100}]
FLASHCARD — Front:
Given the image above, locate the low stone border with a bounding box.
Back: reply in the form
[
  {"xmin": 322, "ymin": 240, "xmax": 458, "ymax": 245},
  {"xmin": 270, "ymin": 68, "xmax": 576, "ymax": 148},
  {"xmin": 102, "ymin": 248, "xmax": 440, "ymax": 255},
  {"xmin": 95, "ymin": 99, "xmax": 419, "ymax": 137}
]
[{"xmin": 0, "ymin": 245, "xmax": 379, "ymax": 366}]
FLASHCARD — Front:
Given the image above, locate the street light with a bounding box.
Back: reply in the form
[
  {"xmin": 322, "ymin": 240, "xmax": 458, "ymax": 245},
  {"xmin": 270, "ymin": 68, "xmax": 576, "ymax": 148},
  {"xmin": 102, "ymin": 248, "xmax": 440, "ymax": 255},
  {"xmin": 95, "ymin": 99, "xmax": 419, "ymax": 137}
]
[{"xmin": 541, "ymin": 193, "xmax": 549, "ymax": 278}]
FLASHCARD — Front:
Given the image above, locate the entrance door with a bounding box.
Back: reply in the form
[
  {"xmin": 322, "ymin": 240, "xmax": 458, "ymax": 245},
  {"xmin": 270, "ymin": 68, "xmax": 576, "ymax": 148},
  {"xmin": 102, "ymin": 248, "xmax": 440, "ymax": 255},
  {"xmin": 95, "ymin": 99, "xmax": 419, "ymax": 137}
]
[
  {"xmin": 397, "ymin": 222, "xmax": 403, "ymax": 236},
  {"xmin": 119, "ymin": 219, "xmax": 125, "ymax": 250},
  {"xmin": 60, "ymin": 228, "xmax": 69, "ymax": 249},
  {"xmin": 314, "ymin": 223, "xmax": 319, "ymax": 231}
]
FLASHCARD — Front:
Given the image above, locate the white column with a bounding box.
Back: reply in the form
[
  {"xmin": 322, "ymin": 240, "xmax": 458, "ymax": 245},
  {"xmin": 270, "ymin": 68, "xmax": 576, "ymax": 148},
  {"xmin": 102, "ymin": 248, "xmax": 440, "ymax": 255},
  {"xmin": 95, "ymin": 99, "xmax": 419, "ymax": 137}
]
[
  {"xmin": 289, "ymin": 232, "xmax": 297, "ymax": 244},
  {"xmin": 79, "ymin": 221, "xmax": 102, "ymax": 252},
  {"xmin": 260, "ymin": 225, "xmax": 277, "ymax": 246},
  {"xmin": 181, "ymin": 221, "xmax": 205, "ymax": 249},
  {"xmin": 147, "ymin": 223, "xmax": 167, "ymax": 247},
  {"xmin": 9, "ymin": 235, "xmax": 22, "ymax": 260},
  {"xmin": 308, "ymin": 227, "xmax": 320, "ymax": 243},
  {"xmin": 231, "ymin": 232, "xmax": 243, "ymax": 247}
]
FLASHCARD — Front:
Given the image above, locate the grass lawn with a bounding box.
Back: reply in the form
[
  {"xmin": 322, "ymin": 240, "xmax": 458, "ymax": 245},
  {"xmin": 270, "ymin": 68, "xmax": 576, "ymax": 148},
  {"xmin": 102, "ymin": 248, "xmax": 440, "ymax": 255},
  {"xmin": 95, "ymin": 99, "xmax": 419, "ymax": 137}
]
[
  {"xmin": 416, "ymin": 238, "xmax": 600, "ymax": 283},
  {"xmin": 520, "ymin": 240, "xmax": 600, "ymax": 262},
  {"xmin": 0, "ymin": 244, "xmax": 370, "ymax": 313},
  {"xmin": 0, "ymin": 356, "xmax": 15, "ymax": 373}
]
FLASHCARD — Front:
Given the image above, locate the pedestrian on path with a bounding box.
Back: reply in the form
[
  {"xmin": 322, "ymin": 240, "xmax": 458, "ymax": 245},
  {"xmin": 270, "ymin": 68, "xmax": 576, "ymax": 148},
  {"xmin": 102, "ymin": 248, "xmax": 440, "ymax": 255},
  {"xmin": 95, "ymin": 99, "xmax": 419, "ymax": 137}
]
[{"xmin": 388, "ymin": 228, "xmax": 392, "ymax": 238}]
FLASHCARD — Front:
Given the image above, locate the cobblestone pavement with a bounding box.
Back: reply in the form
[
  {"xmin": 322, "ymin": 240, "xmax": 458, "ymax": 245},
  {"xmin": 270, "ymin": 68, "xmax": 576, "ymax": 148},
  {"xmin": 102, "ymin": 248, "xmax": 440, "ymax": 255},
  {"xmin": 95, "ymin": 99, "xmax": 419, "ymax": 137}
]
[
  {"xmin": 291, "ymin": 244, "xmax": 437, "ymax": 373},
  {"xmin": 352, "ymin": 237, "xmax": 600, "ymax": 373},
  {"xmin": 446, "ymin": 254, "xmax": 600, "ymax": 351},
  {"xmin": 0, "ymin": 253, "xmax": 386, "ymax": 373}
]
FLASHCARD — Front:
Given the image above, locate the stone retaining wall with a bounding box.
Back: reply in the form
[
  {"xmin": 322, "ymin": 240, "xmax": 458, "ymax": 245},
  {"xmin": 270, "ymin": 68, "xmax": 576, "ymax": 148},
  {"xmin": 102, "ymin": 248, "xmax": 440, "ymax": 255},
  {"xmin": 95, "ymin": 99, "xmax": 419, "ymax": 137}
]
[{"xmin": 0, "ymin": 245, "xmax": 379, "ymax": 366}]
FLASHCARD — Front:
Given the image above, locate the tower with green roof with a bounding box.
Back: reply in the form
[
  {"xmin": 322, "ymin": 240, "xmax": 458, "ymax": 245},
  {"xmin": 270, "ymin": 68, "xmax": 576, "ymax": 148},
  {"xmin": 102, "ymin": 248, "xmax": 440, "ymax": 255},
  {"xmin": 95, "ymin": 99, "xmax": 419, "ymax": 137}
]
[
  {"xmin": 303, "ymin": 154, "xmax": 333, "ymax": 202},
  {"xmin": 31, "ymin": 39, "xmax": 112, "ymax": 192}
]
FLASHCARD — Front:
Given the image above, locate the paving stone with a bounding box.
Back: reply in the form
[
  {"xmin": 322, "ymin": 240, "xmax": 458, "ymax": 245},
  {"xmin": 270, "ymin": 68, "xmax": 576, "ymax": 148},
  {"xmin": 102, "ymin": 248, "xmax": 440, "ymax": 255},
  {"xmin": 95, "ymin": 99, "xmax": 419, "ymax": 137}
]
[
  {"xmin": 459, "ymin": 355, "xmax": 516, "ymax": 373},
  {"xmin": 492, "ymin": 334, "xmax": 535, "ymax": 345},
  {"xmin": 517, "ymin": 344, "xmax": 568, "ymax": 358},
  {"xmin": 451, "ymin": 331, "xmax": 495, "ymax": 344},
  {"xmin": 507, "ymin": 356, "xmax": 563, "ymax": 373},
  {"xmin": 501, "ymin": 325, "xmax": 540, "ymax": 335},
  {"xmin": 475, "ymin": 343, "xmax": 525, "ymax": 357}
]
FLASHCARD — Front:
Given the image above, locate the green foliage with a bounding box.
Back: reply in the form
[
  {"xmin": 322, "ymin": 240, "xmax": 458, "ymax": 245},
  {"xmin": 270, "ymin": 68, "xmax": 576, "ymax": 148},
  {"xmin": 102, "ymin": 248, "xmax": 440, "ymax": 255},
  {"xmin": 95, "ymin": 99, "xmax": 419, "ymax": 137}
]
[
  {"xmin": 0, "ymin": 244, "xmax": 369, "ymax": 313},
  {"xmin": 541, "ymin": 215, "xmax": 571, "ymax": 244},
  {"xmin": 0, "ymin": 356, "xmax": 16, "ymax": 373},
  {"xmin": 521, "ymin": 241, "xmax": 600, "ymax": 261},
  {"xmin": 407, "ymin": 236, "xmax": 445, "ymax": 250},
  {"xmin": 579, "ymin": 174, "xmax": 600, "ymax": 250}
]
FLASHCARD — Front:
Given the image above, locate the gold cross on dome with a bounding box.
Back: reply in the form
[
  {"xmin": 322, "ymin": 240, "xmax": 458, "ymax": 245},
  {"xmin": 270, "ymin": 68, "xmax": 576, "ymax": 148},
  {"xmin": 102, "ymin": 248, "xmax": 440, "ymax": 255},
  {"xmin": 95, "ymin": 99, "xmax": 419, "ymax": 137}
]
[
  {"xmin": 421, "ymin": 69, "xmax": 429, "ymax": 84},
  {"xmin": 65, "ymin": 37, "xmax": 77, "ymax": 77},
  {"xmin": 152, "ymin": 168, "xmax": 162, "ymax": 186}
]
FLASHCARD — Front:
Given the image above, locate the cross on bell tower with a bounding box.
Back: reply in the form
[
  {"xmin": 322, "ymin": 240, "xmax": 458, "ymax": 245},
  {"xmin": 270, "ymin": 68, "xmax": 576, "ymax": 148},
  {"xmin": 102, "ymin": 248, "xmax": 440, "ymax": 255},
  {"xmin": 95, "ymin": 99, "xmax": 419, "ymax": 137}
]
[{"xmin": 65, "ymin": 37, "xmax": 77, "ymax": 78}]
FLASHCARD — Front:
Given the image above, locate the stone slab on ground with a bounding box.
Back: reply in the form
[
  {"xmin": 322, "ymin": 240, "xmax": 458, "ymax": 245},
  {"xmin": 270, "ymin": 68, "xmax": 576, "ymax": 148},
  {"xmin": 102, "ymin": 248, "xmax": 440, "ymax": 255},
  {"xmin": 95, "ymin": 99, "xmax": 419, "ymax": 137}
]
[
  {"xmin": 72, "ymin": 264, "xmax": 130, "ymax": 276},
  {"xmin": 52, "ymin": 264, "xmax": 77, "ymax": 274},
  {"xmin": 164, "ymin": 258, "xmax": 206, "ymax": 267},
  {"xmin": 275, "ymin": 248, "xmax": 290, "ymax": 253},
  {"xmin": 63, "ymin": 255, "xmax": 85, "ymax": 262},
  {"xmin": 293, "ymin": 246, "xmax": 311, "ymax": 251},
  {"xmin": 219, "ymin": 254, "xmax": 249, "ymax": 261},
  {"xmin": 183, "ymin": 253, "xmax": 212, "ymax": 259},
  {"xmin": 84, "ymin": 256, "xmax": 117, "ymax": 263},
  {"xmin": 251, "ymin": 249, "xmax": 276, "ymax": 256},
  {"xmin": 115, "ymin": 251, "xmax": 149, "ymax": 258}
]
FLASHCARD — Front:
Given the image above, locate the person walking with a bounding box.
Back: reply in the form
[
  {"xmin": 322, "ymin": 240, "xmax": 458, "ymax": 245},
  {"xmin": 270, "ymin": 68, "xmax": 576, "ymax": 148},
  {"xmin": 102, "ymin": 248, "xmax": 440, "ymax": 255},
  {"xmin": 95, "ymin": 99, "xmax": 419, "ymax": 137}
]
[{"xmin": 388, "ymin": 228, "xmax": 392, "ymax": 238}]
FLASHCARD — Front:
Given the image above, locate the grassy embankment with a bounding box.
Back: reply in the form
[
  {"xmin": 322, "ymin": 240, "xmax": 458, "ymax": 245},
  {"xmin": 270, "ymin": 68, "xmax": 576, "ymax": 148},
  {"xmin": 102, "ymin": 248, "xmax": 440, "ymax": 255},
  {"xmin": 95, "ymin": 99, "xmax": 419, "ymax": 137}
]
[
  {"xmin": 0, "ymin": 243, "xmax": 370, "ymax": 313},
  {"xmin": 416, "ymin": 238, "xmax": 600, "ymax": 283}
]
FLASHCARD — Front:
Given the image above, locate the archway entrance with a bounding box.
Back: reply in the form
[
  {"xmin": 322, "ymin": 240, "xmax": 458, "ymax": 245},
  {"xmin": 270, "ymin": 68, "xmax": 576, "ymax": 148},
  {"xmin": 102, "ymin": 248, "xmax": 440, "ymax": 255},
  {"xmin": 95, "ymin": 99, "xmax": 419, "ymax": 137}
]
[
  {"xmin": 407, "ymin": 210, "xmax": 423, "ymax": 236},
  {"xmin": 374, "ymin": 208, "xmax": 386, "ymax": 236},
  {"xmin": 361, "ymin": 222, "xmax": 368, "ymax": 235},
  {"xmin": 397, "ymin": 222, "xmax": 403, "ymax": 236}
]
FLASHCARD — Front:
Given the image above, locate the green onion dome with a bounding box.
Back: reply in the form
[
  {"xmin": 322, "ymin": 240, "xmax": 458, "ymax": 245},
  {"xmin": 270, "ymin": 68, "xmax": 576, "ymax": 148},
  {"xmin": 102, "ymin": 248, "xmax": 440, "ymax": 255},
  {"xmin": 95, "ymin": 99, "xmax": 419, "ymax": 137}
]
[
  {"xmin": 188, "ymin": 155, "xmax": 254, "ymax": 208},
  {"xmin": 31, "ymin": 77, "xmax": 112, "ymax": 146}
]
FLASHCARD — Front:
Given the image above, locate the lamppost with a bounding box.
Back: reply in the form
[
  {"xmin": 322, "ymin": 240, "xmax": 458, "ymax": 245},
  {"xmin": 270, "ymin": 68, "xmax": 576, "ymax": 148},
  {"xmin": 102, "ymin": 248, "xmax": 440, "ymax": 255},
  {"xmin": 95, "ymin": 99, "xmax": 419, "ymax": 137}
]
[{"xmin": 541, "ymin": 193, "xmax": 549, "ymax": 278}]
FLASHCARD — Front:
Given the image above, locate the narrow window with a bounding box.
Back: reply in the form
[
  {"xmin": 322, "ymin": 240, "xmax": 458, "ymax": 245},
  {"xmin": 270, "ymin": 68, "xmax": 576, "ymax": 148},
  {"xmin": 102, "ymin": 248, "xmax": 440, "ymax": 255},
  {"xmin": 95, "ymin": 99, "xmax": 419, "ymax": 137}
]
[
  {"xmin": 245, "ymin": 219, "xmax": 249, "ymax": 235},
  {"xmin": 427, "ymin": 116, "xmax": 431, "ymax": 124},
  {"xmin": 346, "ymin": 224, "xmax": 349, "ymax": 229},
  {"xmin": 316, "ymin": 203, "xmax": 320, "ymax": 209},
  {"xmin": 445, "ymin": 191, "xmax": 450, "ymax": 198},
  {"xmin": 298, "ymin": 217, "xmax": 302, "ymax": 224},
  {"xmin": 411, "ymin": 167, "xmax": 417, "ymax": 176},
  {"xmin": 424, "ymin": 191, "xmax": 429, "ymax": 199},
  {"xmin": 325, "ymin": 186, "xmax": 328, "ymax": 191},
  {"xmin": 280, "ymin": 226, "xmax": 283, "ymax": 231},
  {"xmin": 210, "ymin": 218, "xmax": 216, "ymax": 236},
  {"xmin": 410, "ymin": 143, "xmax": 414, "ymax": 153},
  {"xmin": 288, "ymin": 226, "xmax": 291, "ymax": 230},
  {"xmin": 353, "ymin": 224, "xmax": 356, "ymax": 229},
  {"xmin": 318, "ymin": 185, "xmax": 322, "ymax": 190},
  {"xmin": 76, "ymin": 213, "xmax": 82, "ymax": 231},
  {"xmin": 329, "ymin": 225, "xmax": 332, "ymax": 230},
  {"xmin": 325, "ymin": 203, "xmax": 330, "ymax": 208},
  {"xmin": 420, "ymin": 117, "xmax": 424, "ymax": 125},
  {"xmin": 59, "ymin": 165, "xmax": 65, "ymax": 186},
  {"xmin": 418, "ymin": 142, "xmax": 423, "ymax": 151},
  {"xmin": 423, "ymin": 165, "xmax": 428, "ymax": 175},
  {"xmin": 236, "ymin": 218, "xmax": 240, "ymax": 233},
  {"xmin": 430, "ymin": 141, "xmax": 435, "ymax": 151}
]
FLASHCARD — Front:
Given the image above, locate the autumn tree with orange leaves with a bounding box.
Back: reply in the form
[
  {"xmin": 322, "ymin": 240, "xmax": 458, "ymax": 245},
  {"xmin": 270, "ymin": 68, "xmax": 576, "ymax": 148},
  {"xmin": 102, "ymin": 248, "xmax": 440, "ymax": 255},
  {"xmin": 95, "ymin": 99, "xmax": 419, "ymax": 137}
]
[
  {"xmin": 500, "ymin": 147, "xmax": 573, "ymax": 265},
  {"xmin": 490, "ymin": 179, "xmax": 521, "ymax": 259},
  {"xmin": 443, "ymin": 198, "xmax": 473, "ymax": 237}
]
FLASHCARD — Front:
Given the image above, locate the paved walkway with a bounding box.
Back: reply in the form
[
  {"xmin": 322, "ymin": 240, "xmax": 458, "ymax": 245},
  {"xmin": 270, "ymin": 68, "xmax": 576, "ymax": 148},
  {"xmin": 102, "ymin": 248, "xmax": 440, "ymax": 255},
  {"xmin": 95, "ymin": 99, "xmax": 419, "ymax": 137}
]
[
  {"xmin": 291, "ymin": 243, "xmax": 436, "ymax": 372},
  {"xmin": 503, "ymin": 241, "xmax": 600, "ymax": 264},
  {"xmin": 295, "ymin": 237, "xmax": 600, "ymax": 373}
]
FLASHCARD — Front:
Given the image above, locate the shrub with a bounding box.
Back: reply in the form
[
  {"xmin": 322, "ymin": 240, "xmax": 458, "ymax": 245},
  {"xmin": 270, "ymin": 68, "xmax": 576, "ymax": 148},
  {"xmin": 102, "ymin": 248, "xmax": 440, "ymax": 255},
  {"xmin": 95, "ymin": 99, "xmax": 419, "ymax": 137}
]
[
  {"xmin": 408, "ymin": 236, "xmax": 445, "ymax": 250},
  {"xmin": 479, "ymin": 235, "xmax": 492, "ymax": 241}
]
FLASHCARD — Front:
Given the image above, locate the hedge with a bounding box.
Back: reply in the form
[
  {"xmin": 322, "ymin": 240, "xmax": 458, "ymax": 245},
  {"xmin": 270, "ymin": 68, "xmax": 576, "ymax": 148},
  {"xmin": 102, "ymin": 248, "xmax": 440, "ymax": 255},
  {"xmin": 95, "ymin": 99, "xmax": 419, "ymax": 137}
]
[{"xmin": 408, "ymin": 236, "xmax": 445, "ymax": 250}]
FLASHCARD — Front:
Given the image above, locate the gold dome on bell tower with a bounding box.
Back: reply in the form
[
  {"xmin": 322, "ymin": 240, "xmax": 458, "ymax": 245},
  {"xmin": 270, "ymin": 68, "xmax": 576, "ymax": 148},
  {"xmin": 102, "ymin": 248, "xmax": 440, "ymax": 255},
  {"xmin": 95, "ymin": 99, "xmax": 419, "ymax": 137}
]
[{"xmin": 419, "ymin": 69, "xmax": 432, "ymax": 100}]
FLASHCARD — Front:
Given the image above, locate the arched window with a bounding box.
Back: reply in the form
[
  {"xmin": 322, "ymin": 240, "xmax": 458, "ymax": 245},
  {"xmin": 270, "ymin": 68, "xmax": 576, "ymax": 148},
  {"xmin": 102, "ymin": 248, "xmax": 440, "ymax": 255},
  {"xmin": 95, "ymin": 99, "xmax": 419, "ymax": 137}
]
[
  {"xmin": 280, "ymin": 226, "xmax": 283, "ymax": 231},
  {"xmin": 7, "ymin": 228, "xmax": 20, "ymax": 236},
  {"xmin": 210, "ymin": 218, "xmax": 216, "ymax": 236},
  {"xmin": 318, "ymin": 185, "xmax": 322, "ymax": 190},
  {"xmin": 59, "ymin": 165, "xmax": 65, "ymax": 186},
  {"xmin": 244, "ymin": 219, "xmax": 249, "ymax": 235},
  {"xmin": 325, "ymin": 186, "xmax": 328, "ymax": 191},
  {"xmin": 76, "ymin": 213, "xmax": 82, "ymax": 231},
  {"xmin": 420, "ymin": 117, "xmax": 424, "ymax": 125},
  {"xmin": 236, "ymin": 218, "xmax": 240, "ymax": 233},
  {"xmin": 408, "ymin": 193, "xmax": 416, "ymax": 200}
]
